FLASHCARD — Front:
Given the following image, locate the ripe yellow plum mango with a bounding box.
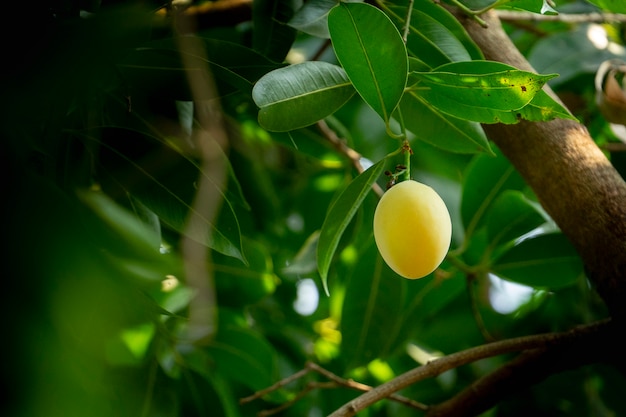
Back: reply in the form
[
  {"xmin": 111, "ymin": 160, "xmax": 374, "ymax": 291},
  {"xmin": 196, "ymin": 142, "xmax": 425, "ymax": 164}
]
[{"xmin": 373, "ymin": 180, "xmax": 451, "ymax": 279}]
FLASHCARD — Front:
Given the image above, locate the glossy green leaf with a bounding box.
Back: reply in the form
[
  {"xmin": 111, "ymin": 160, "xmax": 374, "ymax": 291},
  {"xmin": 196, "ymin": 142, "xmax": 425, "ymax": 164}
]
[
  {"xmin": 317, "ymin": 158, "xmax": 387, "ymax": 295},
  {"xmin": 461, "ymin": 147, "xmax": 526, "ymax": 238},
  {"xmin": 328, "ymin": 2, "xmax": 408, "ymax": 124},
  {"xmin": 412, "ymin": 60, "xmax": 572, "ymax": 123},
  {"xmin": 486, "ymin": 190, "xmax": 546, "ymax": 248},
  {"xmin": 288, "ymin": 0, "xmax": 337, "ymax": 38},
  {"xmin": 341, "ymin": 243, "xmax": 406, "ymax": 370},
  {"xmin": 252, "ymin": 61, "xmax": 356, "ymax": 131},
  {"xmin": 413, "ymin": 61, "xmax": 557, "ymax": 111},
  {"xmin": 492, "ymin": 233, "xmax": 584, "ymax": 289},
  {"xmin": 386, "ymin": 1, "xmax": 483, "ymax": 69},
  {"xmin": 253, "ymin": 0, "xmax": 299, "ymax": 62},
  {"xmin": 400, "ymin": 90, "xmax": 491, "ymax": 154}
]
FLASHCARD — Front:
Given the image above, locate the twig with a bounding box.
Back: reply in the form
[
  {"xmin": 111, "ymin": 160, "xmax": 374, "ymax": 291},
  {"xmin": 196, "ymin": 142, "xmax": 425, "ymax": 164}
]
[
  {"xmin": 402, "ymin": 0, "xmax": 415, "ymax": 43},
  {"xmin": 496, "ymin": 10, "xmax": 626, "ymax": 24},
  {"xmin": 240, "ymin": 367, "xmax": 310, "ymax": 404},
  {"xmin": 241, "ymin": 361, "xmax": 428, "ymax": 414},
  {"xmin": 316, "ymin": 120, "xmax": 385, "ymax": 198},
  {"xmin": 258, "ymin": 382, "xmax": 337, "ymax": 417},
  {"xmin": 307, "ymin": 362, "xmax": 428, "ymax": 411},
  {"xmin": 328, "ymin": 319, "xmax": 612, "ymax": 417}
]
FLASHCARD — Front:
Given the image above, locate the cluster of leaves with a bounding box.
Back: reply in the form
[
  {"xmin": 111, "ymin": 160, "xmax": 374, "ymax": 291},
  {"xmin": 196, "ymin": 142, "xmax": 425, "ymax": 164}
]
[{"xmin": 4, "ymin": 0, "xmax": 626, "ymax": 417}]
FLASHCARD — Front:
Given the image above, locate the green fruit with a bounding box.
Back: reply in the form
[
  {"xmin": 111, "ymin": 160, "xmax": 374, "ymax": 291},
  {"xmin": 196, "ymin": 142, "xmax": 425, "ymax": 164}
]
[{"xmin": 373, "ymin": 180, "xmax": 452, "ymax": 279}]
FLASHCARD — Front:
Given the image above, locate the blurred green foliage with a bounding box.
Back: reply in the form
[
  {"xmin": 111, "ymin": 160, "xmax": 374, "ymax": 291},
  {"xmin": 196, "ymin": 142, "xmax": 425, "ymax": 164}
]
[{"xmin": 3, "ymin": 0, "xmax": 625, "ymax": 416}]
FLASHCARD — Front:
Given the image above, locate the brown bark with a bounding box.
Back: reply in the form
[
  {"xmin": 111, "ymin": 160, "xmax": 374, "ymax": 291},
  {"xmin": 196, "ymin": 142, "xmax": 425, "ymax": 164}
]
[{"xmin": 460, "ymin": 10, "xmax": 626, "ymax": 321}]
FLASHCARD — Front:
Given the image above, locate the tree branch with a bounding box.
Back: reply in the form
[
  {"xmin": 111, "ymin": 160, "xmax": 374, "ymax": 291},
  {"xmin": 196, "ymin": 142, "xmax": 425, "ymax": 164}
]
[
  {"xmin": 496, "ymin": 10, "xmax": 626, "ymax": 24},
  {"xmin": 328, "ymin": 320, "xmax": 611, "ymax": 417},
  {"xmin": 316, "ymin": 120, "xmax": 385, "ymax": 198},
  {"xmin": 458, "ymin": 9, "xmax": 626, "ymax": 321},
  {"xmin": 425, "ymin": 322, "xmax": 621, "ymax": 417}
]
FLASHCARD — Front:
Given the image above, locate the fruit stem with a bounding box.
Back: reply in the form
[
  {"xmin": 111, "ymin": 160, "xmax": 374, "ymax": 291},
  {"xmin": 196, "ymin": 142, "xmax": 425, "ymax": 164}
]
[{"xmin": 402, "ymin": 140, "xmax": 412, "ymax": 182}]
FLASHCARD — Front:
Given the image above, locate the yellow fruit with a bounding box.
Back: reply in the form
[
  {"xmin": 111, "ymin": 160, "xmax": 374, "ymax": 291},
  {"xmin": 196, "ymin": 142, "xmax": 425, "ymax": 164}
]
[{"xmin": 373, "ymin": 180, "xmax": 451, "ymax": 279}]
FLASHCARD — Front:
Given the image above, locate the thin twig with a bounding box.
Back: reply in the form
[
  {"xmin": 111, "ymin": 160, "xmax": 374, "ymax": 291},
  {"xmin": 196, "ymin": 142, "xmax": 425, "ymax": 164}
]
[
  {"xmin": 402, "ymin": 0, "xmax": 414, "ymax": 43},
  {"xmin": 241, "ymin": 361, "xmax": 429, "ymax": 415},
  {"xmin": 258, "ymin": 382, "xmax": 334, "ymax": 417},
  {"xmin": 496, "ymin": 10, "xmax": 626, "ymax": 24},
  {"xmin": 316, "ymin": 120, "xmax": 384, "ymax": 198},
  {"xmin": 240, "ymin": 367, "xmax": 310, "ymax": 404},
  {"xmin": 307, "ymin": 362, "xmax": 429, "ymax": 411}
]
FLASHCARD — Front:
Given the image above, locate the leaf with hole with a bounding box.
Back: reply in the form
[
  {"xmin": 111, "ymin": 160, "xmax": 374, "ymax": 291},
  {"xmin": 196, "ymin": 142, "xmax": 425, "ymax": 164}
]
[{"xmin": 413, "ymin": 61, "xmax": 557, "ymax": 111}]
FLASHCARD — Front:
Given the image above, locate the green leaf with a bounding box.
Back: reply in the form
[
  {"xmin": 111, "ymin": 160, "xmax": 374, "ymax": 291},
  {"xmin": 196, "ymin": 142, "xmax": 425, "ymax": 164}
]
[
  {"xmin": 288, "ymin": 0, "xmax": 337, "ymax": 38},
  {"xmin": 585, "ymin": 0, "xmax": 626, "ymax": 13},
  {"xmin": 317, "ymin": 158, "xmax": 388, "ymax": 295},
  {"xmin": 91, "ymin": 127, "xmax": 245, "ymax": 262},
  {"xmin": 400, "ymin": 90, "xmax": 491, "ymax": 154},
  {"xmin": 386, "ymin": 1, "xmax": 483, "ymax": 68},
  {"xmin": 461, "ymin": 147, "xmax": 526, "ymax": 238},
  {"xmin": 252, "ymin": 61, "xmax": 356, "ymax": 131},
  {"xmin": 328, "ymin": 2, "xmax": 408, "ymax": 124},
  {"xmin": 413, "ymin": 61, "xmax": 557, "ymax": 111},
  {"xmin": 207, "ymin": 325, "xmax": 279, "ymax": 391},
  {"xmin": 492, "ymin": 233, "xmax": 584, "ymax": 289},
  {"xmin": 412, "ymin": 60, "xmax": 570, "ymax": 124},
  {"xmin": 253, "ymin": 0, "xmax": 300, "ymax": 62},
  {"xmin": 120, "ymin": 38, "xmax": 283, "ymax": 98},
  {"xmin": 341, "ymin": 243, "xmax": 406, "ymax": 370},
  {"xmin": 214, "ymin": 238, "xmax": 278, "ymax": 307},
  {"xmin": 397, "ymin": 268, "xmax": 466, "ymax": 340},
  {"xmin": 518, "ymin": 89, "xmax": 577, "ymax": 123},
  {"xmin": 485, "ymin": 190, "xmax": 547, "ymax": 248}
]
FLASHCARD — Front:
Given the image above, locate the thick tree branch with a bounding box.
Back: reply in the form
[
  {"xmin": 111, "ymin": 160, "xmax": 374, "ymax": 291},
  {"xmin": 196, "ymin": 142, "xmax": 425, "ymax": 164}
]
[
  {"xmin": 459, "ymin": 10, "xmax": 626, "ymax": 321},
  {"xmin": 425, "ymin": 322, "xmax": 622, "ymax": 417},
  {"xmin": 328, "ymin": 320, "xmax": 611, "ymax": 417}
]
